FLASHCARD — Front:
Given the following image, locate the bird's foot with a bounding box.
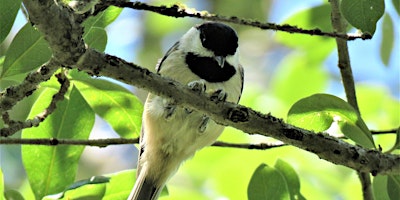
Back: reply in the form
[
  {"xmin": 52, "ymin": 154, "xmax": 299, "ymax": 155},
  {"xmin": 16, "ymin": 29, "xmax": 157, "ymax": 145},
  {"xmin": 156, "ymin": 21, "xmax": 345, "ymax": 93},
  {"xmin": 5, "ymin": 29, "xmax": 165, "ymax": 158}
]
[
  {"xmin": 185, "ymin": 80, "xmax": 207, "ymax": 113},
  {"xmin": 198, "ymin": 115, "xmax": 210, "ymax": 133},
  {"xmin": 163, "ymin": 99, "xmax": 177, "ymax": 120},
  {"xmin": 210, "ymin": 89, "xmax": 227, "ymax": 102}
]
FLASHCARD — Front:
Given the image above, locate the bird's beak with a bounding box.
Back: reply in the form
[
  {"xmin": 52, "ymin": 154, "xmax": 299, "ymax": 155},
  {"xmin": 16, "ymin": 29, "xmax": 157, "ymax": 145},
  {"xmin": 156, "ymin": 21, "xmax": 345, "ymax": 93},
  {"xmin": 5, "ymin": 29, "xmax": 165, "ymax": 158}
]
[{"xmin": 214, "ymin": 56, "xmax": 225, "ymax": 68}]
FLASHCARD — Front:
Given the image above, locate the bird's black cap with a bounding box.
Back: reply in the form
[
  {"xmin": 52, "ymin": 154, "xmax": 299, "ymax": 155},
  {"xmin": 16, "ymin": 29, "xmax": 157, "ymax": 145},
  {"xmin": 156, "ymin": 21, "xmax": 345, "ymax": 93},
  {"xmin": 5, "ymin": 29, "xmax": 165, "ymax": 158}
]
[{"xmin": 196, "ymin": 22, "xmax": 238, "ymax": 56}]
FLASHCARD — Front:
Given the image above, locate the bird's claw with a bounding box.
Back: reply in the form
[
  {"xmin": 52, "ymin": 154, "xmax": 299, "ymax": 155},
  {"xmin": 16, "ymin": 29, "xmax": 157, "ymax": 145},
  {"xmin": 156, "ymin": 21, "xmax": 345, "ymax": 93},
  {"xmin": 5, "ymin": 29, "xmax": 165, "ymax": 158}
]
[
  {"xmin": 188, "ymin": 80, "xmax": 206, "ymax": 94},
  {"xmin": 210, "ymin": 89, "xmax": 227, "ymax": 102},
  {"xmin": 198, "ymin": 115, "xmax": 210, "ymax": 133},
  {"xmin": 185, "ymin": 80, "xmax": 207, "ymax": 113},
  {"xmin": 163, "ymin": 99, "xmax": 176, "ymax": 120}
]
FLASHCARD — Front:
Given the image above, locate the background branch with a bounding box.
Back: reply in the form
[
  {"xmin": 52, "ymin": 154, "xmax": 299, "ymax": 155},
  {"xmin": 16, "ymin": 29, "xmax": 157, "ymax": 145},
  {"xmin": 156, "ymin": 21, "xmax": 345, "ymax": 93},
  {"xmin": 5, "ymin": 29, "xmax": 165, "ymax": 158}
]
[
  {"xmin": 0, "ymin": 137, "xmax": 286, "ymax": 150},
  {"xmin": 371, "ymin": 128, "xmax": 398, "ymax": 134},
  {"xmin": 0, "ymin": 137, "xmax": 138, "ymax": 147},
  {"xmin": 1, "ymin": 127, "xmax": 395, "ymax": 151},
  {"xmin": 101, "ymin": 0, "xmax": 370, "ymax": 40},
  {"xmin": 1, "ymin": 130, "xmax": 394, "ymax": 148}
]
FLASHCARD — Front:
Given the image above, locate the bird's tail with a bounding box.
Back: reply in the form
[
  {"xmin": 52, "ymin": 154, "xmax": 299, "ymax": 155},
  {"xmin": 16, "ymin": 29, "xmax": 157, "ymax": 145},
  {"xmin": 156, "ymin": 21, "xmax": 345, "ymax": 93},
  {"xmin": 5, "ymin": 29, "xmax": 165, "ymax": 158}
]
[{"xmin": 128, "ymin": 170, "xmax": 163, "ymax": 200}]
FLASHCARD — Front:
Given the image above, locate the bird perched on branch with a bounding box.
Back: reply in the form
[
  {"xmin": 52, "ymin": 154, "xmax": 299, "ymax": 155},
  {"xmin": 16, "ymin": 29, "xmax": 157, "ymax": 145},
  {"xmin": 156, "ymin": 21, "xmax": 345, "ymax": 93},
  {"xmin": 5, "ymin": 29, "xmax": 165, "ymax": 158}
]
[{"xmin": 128, "ymin": 21, "xmax": 244, "ymax": 200}]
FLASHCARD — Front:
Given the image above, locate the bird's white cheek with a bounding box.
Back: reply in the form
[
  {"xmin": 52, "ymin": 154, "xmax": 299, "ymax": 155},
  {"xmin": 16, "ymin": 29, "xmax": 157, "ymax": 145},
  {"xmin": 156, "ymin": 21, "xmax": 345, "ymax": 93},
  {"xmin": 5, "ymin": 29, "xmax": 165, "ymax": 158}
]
[{"xmin": 226, "ymin": 54, "xmax": 239, "ymax": 69}]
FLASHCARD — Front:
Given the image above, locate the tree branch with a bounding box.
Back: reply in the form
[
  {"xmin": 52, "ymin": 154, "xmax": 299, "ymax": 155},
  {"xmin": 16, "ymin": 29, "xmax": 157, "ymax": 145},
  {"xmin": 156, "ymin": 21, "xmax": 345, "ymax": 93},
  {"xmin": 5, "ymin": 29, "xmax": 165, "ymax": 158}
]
[
  {"xmin": 329, "ymin": 0, "xmax": 360, "ymax": 113},
  {"xmin": 76, "ymin": 49, "xmax": 400, "ymax": 176},
  {"xmin": 0, "ymin": 59, "xmax": 60, "ymax": 114},
  {"xmin": 0, "ymin": 72, "xmax": 70, "ymax": 137},
  {"xmin": 0, "ymin": 137, "xmax": 286, "ymax": 150},
  {"xmin": 329, "ymin": 0, "xmax": 373, "ymax": 199},
  {"xmin": 100, "ymin": 0, "xmax": 370, "ymax": 40},
  {"xmin": 0, "ymin": 130, "xmax": 394, "ymax": 149},
  {"xmin": 371, "ymin": 128, "xmax": 398, "ymax": 134},
  {"xmin": 0, "ymin": 137, "xmax": 138, "ymax": 147}
]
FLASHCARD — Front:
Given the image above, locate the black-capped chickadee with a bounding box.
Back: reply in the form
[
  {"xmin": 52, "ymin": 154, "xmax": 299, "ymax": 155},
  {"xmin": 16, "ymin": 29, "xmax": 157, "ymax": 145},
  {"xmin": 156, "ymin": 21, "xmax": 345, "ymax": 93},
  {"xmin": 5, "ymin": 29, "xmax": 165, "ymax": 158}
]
[{"xmin": 128, "ymin": 22, "xmax": 244, "ymax": 200}]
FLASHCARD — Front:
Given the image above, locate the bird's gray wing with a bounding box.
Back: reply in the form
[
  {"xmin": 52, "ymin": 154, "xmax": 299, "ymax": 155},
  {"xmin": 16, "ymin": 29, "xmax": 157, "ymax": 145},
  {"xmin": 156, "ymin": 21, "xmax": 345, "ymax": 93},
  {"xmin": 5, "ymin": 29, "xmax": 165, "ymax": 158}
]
[{"xmin": 237, "ymin": 64, "xmax": 244, "ymax": 103}]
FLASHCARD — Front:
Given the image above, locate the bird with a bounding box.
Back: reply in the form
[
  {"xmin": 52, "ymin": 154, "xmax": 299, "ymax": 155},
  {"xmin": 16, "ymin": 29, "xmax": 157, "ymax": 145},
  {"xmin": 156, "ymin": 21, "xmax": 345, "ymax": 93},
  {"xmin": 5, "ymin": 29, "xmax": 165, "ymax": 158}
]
[{"xmin": 128, "ymin": 21, "xmax": 244, "ymax": 200}]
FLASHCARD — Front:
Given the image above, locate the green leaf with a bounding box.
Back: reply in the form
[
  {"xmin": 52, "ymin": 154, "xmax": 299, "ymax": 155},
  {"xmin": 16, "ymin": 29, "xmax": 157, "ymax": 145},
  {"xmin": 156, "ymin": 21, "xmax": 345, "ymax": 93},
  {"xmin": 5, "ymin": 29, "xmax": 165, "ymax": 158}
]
[
  {"xmin": 103, "ymin": 170, "xmax": 137, "ymax": 199},
  {"xmin": 247, "ymin": 163, "xmax": 290, "ymax": 200},
  {"xmin": 83, "ymin": 6, "xmax": 123, "ymax": 30},
  {"xmin": 287, "ymin": 94, "xmax": 375, "ymax": 148},
  {"xmin": 44, "ymin": 170, "xmax": 167, "ymax": 200},
  {"xmin": 1, "ymin": 23, "xmax": 51, "ymax": 78},
  {"xmin": 340, "ymin": 0, "xmax": 385, "ymax": 35},
  {"xmin": 103, "ymin": 170, "xmax": 169, "ymax": 200},
  {"xmin": 388, "ymin": 175, "xmax": 400, "ymax": 200},
  {"xmin": 0, "ymin": 0, "xmax": 21, "ymax": 43},
  {"xmin": 66, "ymin": 176, "xmax": 110, "ymax": 191},
  {"xmin": 84, "ymin": 27, "xmax": 107, "ymax": 52},
  {"xmin": 274, "ymin": 159, "xmax": 305, "ymax": 200},
  {"xmin": 61, "ymin": 183, "xmax": 106, "ymax": 200},
  {"xmin": 22, "ymin": 86, "xmax": 94, "ymax": 199},
  {"xmin": 380, "ymin": 14, "xmax": 394, "ymax": 66},
  {"xmin": 80, "ymin": 6, "xmax": 122, "ymax": 51},
  {"xmin": 105, "ymin": 170, "xmax": 171, "ymax": 200},
  {"xmin": 70, "ymin": 70, "xmax": 143, "ymax": 138},
  {"xmin": 43, "ymin": 176, "xmax": 110, "ymax": 200},
  {"xmin": 373, "ymin": 175, "xmax": 390, "ymax": 200}
]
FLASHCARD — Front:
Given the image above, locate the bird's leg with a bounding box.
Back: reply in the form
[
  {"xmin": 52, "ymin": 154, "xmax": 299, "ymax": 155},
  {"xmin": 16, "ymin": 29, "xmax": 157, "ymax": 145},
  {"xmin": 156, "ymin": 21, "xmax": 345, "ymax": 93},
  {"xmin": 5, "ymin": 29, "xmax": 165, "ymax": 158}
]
[
  {"xmin": 210, "ymin": 89, "xmax": 227, "ymax": 102},
  {"xmin": 198, "ymin": 89, "xmax": 227, "ymax": 133},
  {"xmin": 198, "ymin": 115, "xmax": 210, "ymax": 133},
  {"xmin": 163, "ymin": 98, "xmax": 176, "ymax": 120},
  {"xmin": 188, "ymin": 80, "xmax": 207, "ymax": 94},
  {"xmin": 185, "ymin": 80, "xmax": 207, "ymax": 114}
]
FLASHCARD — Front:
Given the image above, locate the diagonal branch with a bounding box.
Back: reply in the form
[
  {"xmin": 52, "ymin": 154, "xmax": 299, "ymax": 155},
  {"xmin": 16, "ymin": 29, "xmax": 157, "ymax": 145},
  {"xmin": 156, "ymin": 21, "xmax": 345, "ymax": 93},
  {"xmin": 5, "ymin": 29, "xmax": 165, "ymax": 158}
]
[{"xmin": 76, "ymin": 49, "xmax": 400, "ymax": 176}]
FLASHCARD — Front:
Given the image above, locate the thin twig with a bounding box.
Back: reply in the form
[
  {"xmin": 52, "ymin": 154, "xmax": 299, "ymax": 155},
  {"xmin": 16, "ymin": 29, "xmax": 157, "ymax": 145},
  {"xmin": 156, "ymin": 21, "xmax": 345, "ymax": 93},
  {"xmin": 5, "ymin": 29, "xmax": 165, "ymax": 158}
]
[
  {"xmin": 99, "ymin": 0, "xmax": 369, "ymax": 40},
  {"xmin": 0, "ymin": 137, "xmax": 285, "ymax": 150},
  {"xmin": 0, "ymin": 59, "xmax": 60, "ymax": 114},
  {"xmin": 0, "ymin": 129, "xmax": 394, "ymax": 148},
  {"xmin": 0, "ymin": 138, "xmax": 138, "ymax": 147},
  {"xmin": 371, "ymin": 128, "xmax": 398, "ymax": 134},
  {"xmin": 329, "ymin": 0, "xmax": 373, "ymax": 199},
  {"xmin": 0, "ymin": 72, "xmax": 70, "ymax": 137},
  {"xmin": 330, "ymin": 0, "xmax": 360, "ymax": 113}
]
